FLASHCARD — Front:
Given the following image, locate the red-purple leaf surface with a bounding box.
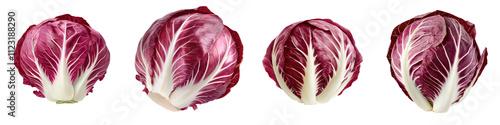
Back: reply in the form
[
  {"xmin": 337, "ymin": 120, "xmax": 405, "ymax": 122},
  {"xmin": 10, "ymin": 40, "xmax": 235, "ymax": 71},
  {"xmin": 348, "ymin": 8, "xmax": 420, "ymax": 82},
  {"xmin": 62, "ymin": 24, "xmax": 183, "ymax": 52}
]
[
  {"xmin": 135, "ymin": 6, "xmax": 243, "ymax": 111},
  {"xmin": 388, "ymin": 10, "xmax": 487, "ymax": 112},
  {"xmin": 263, "ymin": 19, "xmax": 362, "ymax": 104},
  {"xmin": 15, "ymin": 14, "xmax": 110, "ymax": 103}
]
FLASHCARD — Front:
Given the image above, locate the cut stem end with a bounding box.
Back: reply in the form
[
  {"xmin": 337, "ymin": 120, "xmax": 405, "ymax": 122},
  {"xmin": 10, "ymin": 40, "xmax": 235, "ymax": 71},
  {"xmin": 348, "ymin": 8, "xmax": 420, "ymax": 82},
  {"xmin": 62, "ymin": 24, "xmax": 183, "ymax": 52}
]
[
  {"xmin": 56, "ymin": 100, "xmax": 78, "ymax": 104},
  {"xmin": 148, "ymin": 92, "xmax": 180, "ymax": 112}
]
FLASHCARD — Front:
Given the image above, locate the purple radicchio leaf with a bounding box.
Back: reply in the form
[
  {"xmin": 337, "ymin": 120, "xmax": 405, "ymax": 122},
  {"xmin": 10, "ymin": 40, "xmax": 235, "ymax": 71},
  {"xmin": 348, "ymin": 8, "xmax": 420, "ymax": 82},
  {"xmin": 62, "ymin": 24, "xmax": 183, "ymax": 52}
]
[
  {"xmin": 15, "ymin": 14, "xmax": 110, "ymax": 104},
  {"xmin": 263, "ymin": 19, "xmax": 362, "ymax": 105},
  {"xmin": 387, "ymin": 10, "xmax": 487, "ymax": 112},
  {"xmin": 135, "ymin": 6, "xmax": 243, "ymax": 111}
]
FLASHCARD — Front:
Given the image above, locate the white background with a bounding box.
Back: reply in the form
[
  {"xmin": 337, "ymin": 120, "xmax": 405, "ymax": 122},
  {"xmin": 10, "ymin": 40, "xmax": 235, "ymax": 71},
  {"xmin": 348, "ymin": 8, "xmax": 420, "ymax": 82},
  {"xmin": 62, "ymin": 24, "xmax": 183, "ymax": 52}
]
[{"xmin": 1, "ymin": 0, "xmax": 499, "ymax": 125}]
